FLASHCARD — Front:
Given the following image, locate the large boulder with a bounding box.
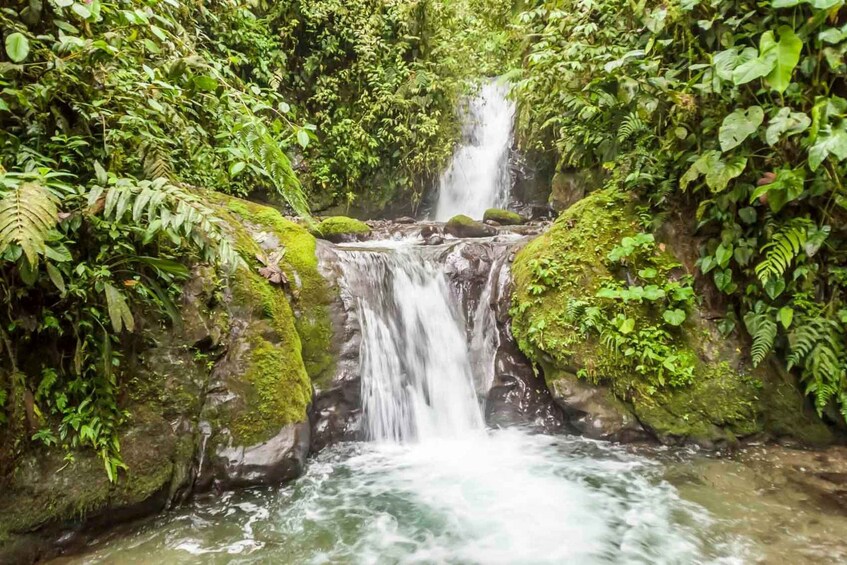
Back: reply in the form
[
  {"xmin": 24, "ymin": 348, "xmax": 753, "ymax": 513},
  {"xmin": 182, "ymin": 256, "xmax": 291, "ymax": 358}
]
[
  {"xmin": 511, "ymin": 188, "xmax": 832, "ymax": 448},
  {"xmin": 444, "ymin": 214, "xmax": 497, "ymax": 238},
  {"xmin": 0, "ymin": 195, "xmax": 335, "ymax": 562}
]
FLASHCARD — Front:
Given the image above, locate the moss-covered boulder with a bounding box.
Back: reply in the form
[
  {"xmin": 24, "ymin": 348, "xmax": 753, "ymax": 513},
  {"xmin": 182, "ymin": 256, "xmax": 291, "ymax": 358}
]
[
  {"xmin": 483, "ymin": 208, "xmax": 525, "ymax": 226},
  {"xmin": 313, "ymin": 216, "xmax": 371, "ymax": 243},
  {"xmin": 511, "ymin": 188, "xmax": 831, "ymax": 447},
  {"xmin": 0, "ymin": 194, "xmax": 336, "ymax": 561},
  {"xmin": 445, "ymin": 214, "xmax": 496, "ymax": 238}
]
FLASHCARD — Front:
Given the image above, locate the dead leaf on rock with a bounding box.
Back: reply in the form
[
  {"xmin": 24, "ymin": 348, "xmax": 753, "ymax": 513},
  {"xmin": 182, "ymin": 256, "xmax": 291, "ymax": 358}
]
[{"xmin": 256, "ymin": 250, "xmax": 289, "ymax": 286}]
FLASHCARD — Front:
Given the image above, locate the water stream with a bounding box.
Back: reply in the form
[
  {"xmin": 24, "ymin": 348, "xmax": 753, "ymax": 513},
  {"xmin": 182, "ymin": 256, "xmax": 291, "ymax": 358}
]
[
  {"xmin": 63, "ymin": 239, "xmax": 847, "ymax": 564},
  {"xmin": 434, "ymin": 80, "xmax": 515, "ymax": 221}
]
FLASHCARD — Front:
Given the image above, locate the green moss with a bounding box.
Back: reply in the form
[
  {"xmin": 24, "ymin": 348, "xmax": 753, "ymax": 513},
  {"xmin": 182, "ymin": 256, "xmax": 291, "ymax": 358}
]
[
  {"xmin": 210, "ymin": 193, "xmax": 336, "ymax": 385},
  {"xmin": 483, "ymin": 208, "xmax": 524, "ymax": 225},
  {"xmin": 447, "ymin": 214, "xmax": 480, "ymax": 227},
  {"xmin": 313, "ymin": 216, "xmax": 371, "ymax": 240},
  {"xmin": 511, "ymin": 188, "xmax": 826, "ymax": 444}
]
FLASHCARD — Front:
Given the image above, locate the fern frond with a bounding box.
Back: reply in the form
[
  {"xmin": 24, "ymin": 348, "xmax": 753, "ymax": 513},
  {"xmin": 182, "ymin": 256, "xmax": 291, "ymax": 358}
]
[
  {"xmin": 787, "ymin": 317, "xmax": 846, "ymax": 416},
  {"xmin": 0, "ymin": 182, "xmax": 58, "ymax": 266},
  {"xmin": 233, "ymin": 115, "xmax": 310, "ymax": 219},
  {"xmin": 743, "ymin": 310, "xmax": 777, "ymax": 366},
  {"xmin": 755, "ymin": 218, "xmax": 812, "ymax": 282},
  {"xmin": 617, "ymin": 112, "xmax": 646, "ymax": 143},
  {"xmin": 141, "ymin": 142, "xmax": 173, "ymax": 181},
  {"xmin": 93, "ymin": 178, "xmax": 242, "ymax": 270}
]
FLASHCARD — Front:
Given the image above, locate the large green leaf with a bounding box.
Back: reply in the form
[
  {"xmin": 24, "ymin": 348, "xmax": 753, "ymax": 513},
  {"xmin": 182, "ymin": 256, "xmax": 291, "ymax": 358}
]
[
  {"xmin": 719, "ymin": 106, "xmax": 764, "ymax": 151},
  {"xmin": 681, "ymin": 150, "xmax": 748, "ymax": 192},
  {"xmin": 766, "ymin": 107, "xmax": 810, "ymax": 145},
  {"xmin": 4, "ymin": 32, "xmax": 29, "ymax": 63},
  {"xmin": 765, "ymin": 26, "xmax": 802, "ymax": 93},
  {"xmin": 732, "ymin": 33, "xmax": 776, "ymax": 85},
  {"xmin": 0, "ymin": 183, "xmax": 58, "ymax": 266},
  {"xmin": 104, "ymin": 283, "xmax": 135, "ymax": 333},
  {"xmin": 809, "ymin": 123, "xmax": 847, "ymax": 170}
]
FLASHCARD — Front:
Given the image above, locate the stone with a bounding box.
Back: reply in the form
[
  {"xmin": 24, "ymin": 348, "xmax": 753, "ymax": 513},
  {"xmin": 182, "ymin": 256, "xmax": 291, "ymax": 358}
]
[
  {"xmin": 313, "ymin": 216, "xmax": 371, "ymax": 243},
  {"xmin": 483, "ymin": 208, "xmax": 525, "ymax": 225},
  {"xmin": 444, "ymin": 214, "xmax": 497, "ymax": 238}
]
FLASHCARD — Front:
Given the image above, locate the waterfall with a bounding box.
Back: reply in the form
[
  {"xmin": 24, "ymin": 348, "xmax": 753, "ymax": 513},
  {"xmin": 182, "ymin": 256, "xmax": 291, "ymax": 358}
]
[
  {"xmin": 434, "ymin": 80, "xmax": 516, "ymax": 221},
  {"xmin": 333, "ymin": 242, "xmax": 491, "ymax": 442}
]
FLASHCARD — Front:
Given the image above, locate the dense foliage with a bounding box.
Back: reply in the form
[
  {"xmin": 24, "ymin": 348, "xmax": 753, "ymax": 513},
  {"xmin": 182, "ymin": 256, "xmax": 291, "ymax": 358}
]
[
  {"xmin": 0, "ymin": 0, "xmax": 519, "ymax": 480},
  {"xmin": 515, "ymin": 0, "xmax": 847, "ymax": 420}
]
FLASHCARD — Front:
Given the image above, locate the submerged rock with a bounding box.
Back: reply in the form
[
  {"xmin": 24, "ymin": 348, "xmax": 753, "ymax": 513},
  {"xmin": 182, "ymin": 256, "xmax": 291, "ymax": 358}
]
[
  {"xmin": 511, "ymin": 188, "xmax": 832, "ymax": 448},
  {"xmin": 444, "ymin": 214, "xmax": 497, "ymax": 238}
]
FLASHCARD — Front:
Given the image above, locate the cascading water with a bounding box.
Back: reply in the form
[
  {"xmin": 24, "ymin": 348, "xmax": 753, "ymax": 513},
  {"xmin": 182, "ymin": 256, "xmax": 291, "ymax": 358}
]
[
  {"xmin": 72, "ymin": 239, "xmax": 826, "ymax": 564},
  {"xmin": 434, "ymin": 80, "xmax": 515, "ymax": 221},
  {"xmin": 353, "ymin": 246, "xmax": 485, "ymax": 441}
]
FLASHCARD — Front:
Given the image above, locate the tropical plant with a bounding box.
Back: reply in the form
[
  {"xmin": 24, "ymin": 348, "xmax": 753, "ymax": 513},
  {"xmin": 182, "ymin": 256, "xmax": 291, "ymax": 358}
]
[{"xmin": 515, "ymin": 0, "xmax": 847, "ymax": 420}]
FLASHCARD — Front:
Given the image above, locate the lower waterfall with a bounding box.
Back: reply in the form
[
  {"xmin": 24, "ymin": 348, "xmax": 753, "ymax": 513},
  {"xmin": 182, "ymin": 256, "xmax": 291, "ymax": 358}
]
[{"xmin": 70, "ymin": 239, "xmax": 763, "ymax": 564}]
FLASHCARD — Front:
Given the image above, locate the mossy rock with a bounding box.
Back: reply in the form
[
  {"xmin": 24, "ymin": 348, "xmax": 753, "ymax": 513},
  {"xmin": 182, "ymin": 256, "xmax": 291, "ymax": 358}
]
[
  {"xmin": 483, "ymin": 208, "xmax": 525, "ymax": 225},
  {"xmin": 312, "ymin": 216, "xmax": 371, "ymax": 243},
  {"xmin": 214, "ymin": 195, "xmax": 336, "ymax": 386},
  {"xmin": 511, "ymin": 188, "xmax": 831, "ymax": 447},
  {"xmin": 445, "ymin": 214, "xmax": 496, "ymax": 238}
]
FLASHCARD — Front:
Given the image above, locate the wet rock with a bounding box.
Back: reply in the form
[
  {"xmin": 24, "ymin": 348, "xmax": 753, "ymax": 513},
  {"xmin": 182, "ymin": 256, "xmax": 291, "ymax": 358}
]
[
  {"xmin": 543, "ymin": 367, "xmax": 648, "ymax": 441},
  {"xmin": 203, "ymin": 421, "xmax": 310, "ymax": 490},
  {"xmin": 313, "ymin": 216, "xmax": 372, "ymax": 243},
  {"xmin": 395, "ymin": 216, "xmax": 416, "ymax": 224},
  {"xmin": 483, "ymin": 208, "xmax": 525, "ymax": 226},
  {"xmin": 444, "ymin": 214, "xmax": 497, "ymax": 238},
  {"xmin": 549, "ymin": 168, "xmax": 605, "ymax": 212}
]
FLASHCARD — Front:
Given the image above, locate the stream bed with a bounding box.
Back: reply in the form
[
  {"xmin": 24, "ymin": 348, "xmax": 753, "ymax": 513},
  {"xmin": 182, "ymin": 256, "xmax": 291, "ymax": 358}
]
[{"xmin": 61, "ymin": 431, "xmax": 847, "ymax": 564}]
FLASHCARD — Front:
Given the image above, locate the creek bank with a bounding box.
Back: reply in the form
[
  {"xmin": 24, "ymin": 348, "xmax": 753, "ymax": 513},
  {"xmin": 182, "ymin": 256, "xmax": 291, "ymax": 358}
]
[{"xmin": 510, "ymin": 188, "xmax": 834, "ymax": 448}]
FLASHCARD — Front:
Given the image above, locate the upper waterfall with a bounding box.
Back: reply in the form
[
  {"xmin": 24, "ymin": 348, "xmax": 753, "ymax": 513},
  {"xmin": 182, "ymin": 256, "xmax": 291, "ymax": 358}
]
[{"xmin": 434, "ymin": 80, "xmax": 516, "ymax": 221}]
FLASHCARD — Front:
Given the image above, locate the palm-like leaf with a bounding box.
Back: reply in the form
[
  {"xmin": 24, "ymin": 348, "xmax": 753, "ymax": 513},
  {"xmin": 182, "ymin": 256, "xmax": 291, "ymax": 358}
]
[{"xmin": 0, "ymin": 182, "xmax": 58, "ymax": 266}]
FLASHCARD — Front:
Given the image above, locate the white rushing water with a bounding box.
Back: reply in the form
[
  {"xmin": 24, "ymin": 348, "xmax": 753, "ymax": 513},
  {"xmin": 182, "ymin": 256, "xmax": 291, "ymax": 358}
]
[
  {"xmin": 434, "ymin": 80, "xmax": 515, "ymax": 221},
  {"xmin": 71, "ymin": 240, "xmax": 762, "ymax": 564}
]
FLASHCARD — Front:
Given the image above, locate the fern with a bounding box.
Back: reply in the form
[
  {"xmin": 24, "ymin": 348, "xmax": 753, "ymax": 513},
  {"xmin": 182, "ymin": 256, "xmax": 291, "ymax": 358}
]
[
  {"xmin": 755, "ymin": 219, "xmax": 813, "ymax": 283},
  {"xmin": 617, "ymin": 112, "xmax": 647, "ymax": 143},
  {"xmin": 141, "ymin": 142, "xmax": 174, "ymax": 181},
  {"xmin": 89, "ymin": 177, "xmax": 242, "ymax": 270},
  {"xmin": 0, "ymin": 182, "xmax": 58, "ymax": 266},
  {"xmin": 787, "ymin": 317, "xmax": 846, "ymax": 415},
  {"xmin": 233, "ymin": 115, "xmax": 311, "ymax": 219},
  {"xmin": 743, "ymin": 309, "xmax": 777, "ymax": 366}
]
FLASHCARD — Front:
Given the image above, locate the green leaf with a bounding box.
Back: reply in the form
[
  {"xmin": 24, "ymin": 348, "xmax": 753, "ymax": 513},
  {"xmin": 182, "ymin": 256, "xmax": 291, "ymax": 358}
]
[
  {"xmin": 71, "ymin": 2, "xmax": 91, "ymax": 19},
  {"xmin": 5, "ymin": 32, "xmax": 30, "ymax": 63},
  {"xmin": 93, "ymin": 160, "xmax": 108, "ymax": 185},
  {"xmin": 809, "ymin": 123, "xmax": 847, "ymax": 171},
  {"xmin": 193, "ymin": 75, "xmax": 218, "ymax": 92},
  {"xmin": 764, "ymin": 27, "xmax": 802, "ymax": 93},
  {"xmin": 719, "ymin": 106, "xmax": 764, "ymax": 151},
  {"xmin": 663, "ymin": 309, "xmax": 687, "ymax": 326},
  {"xmin": 764, "ymin": 276, "xmax": 786, "ymax": 299},
  {"xmin": 619, "ymin": 317, "xmax": 635, "ymax": 334},
  {"xmin": 681, "ymin": 151, "xmax": 747, "ymax": 192},
  {"xmin": 229, "ymin": 161, "xmax": 246, "ymax": 177},
  {"xmin": 732, "ymin": 33, "xmax": 777, "ymax": 85},
  {"xmin": 297, "ymin": 129, "xmax": 310, "ymax": 149},
  {"xmin": 766, "ymin": 107, "xmax": 810, "ymax": 146},
  {"xmin": 715, "ymin": 243, "xmax": 733, "ymax": 267},
  {"xmin": 714, "ymin": 269, "xmax": 734, "ymax": 292},
  {"xmin": 778, "ymin": 306, "xmax": 794, "ymax": 329},
  {"xmin": 46, "ymin": 262, "xmax": 65, "ymax": 294},
  {"xmin": 104, "ymin": 283, "xmax": 134, "ymax": 333}
]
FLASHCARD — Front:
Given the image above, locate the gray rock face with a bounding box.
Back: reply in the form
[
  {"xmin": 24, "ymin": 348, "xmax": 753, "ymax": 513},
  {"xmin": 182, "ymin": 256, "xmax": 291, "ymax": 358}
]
[
  {"xmin": 544, "ymin": 369, "xmax": 649, "ymax": 442},
  {"xmin": 203, "ymin": 421, "xmax": 311, "ymax": 490}
]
